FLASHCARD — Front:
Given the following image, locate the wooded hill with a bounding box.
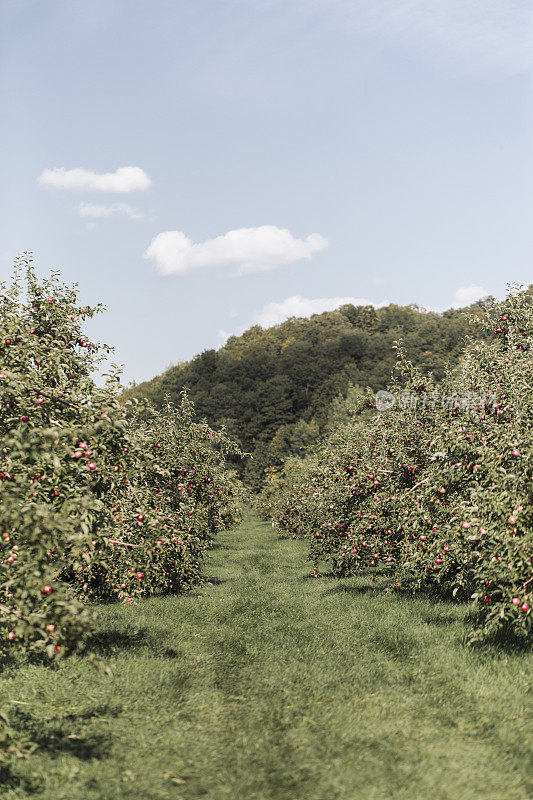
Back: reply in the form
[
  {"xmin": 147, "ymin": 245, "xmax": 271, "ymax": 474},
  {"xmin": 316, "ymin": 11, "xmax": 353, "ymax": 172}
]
[{"xmin": 124, "ymin": 299, "xmax": 498, "ymax": 486}]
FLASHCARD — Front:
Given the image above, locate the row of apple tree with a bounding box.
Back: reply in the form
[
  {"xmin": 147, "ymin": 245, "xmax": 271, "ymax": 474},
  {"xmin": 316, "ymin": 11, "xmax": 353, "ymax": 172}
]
[
  {"xmin": 0, "ymin": 257, "xmax": 246, "ymax": 759},
  {"xmin": 268, "ymin": 286, "xmax": 532, "ymax": 644}
]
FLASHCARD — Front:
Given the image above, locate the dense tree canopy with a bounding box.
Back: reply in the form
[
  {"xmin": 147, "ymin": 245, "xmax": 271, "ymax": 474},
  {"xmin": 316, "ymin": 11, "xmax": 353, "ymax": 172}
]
[{"xmin": 125, "ymin": 300, "xmax": 494, "ymax": 487}]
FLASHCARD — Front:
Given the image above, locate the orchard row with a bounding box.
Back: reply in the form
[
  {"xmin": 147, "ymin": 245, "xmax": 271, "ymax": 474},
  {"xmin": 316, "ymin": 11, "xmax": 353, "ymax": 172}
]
[
  {"xmin": 0, "ymin": 257, "xmax": 246, "ymax": 757},
  {"xmin": 267, "ymin": 286, "xmax": 532, "ymax": 643}
]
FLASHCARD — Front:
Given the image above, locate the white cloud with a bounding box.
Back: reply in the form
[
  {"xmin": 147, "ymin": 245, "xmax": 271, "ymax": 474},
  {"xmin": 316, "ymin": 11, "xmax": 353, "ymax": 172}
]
[
  {"xmin": 77, "ymin": 202, "xmax": 148, "ymax": 221},
  {"xmin": 215, "ymin": 295, "xmax": 389, "ymax": 344},
  {"xmin": 39, "ymin": 166, "xmax": 152, "ymax": 193},
  {"xmin": 143, "ymin": 225, "xmax": 328, "ymax": 277},
  {"xmin": 217, "ymin": 287, "xmax": 495, "ymax": 347},
  {"xmin": 265, "ymin": 0, "xmax": 533, "ymax": 74},
  {"xmin": 450, "ymin": 284, "xmax": 488, "ymax": 308},
  {"xmin": 250, "ymin": 295, "xmax": 389, "ymax": 328}
]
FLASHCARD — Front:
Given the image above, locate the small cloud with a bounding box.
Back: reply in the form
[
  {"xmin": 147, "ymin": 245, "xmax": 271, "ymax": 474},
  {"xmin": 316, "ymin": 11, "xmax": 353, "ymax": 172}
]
[
  {"xmin": 143, "ymin": 225, "xmax": 328, "ymax": 277},
  {"xmin": 372, "ymin": 277, "xmax": 385, "ymax": 287},
  {"xmin": 216, "ymin": 296, "xmax": 390, "ymax": 346},
  {"xmin": 450, "ymin": 284, "xmax": 488, "ymax": 308},
  {"xmin": 38, "ymin": 166, "xmax": 152, "ymax": 193},
  {"xmin": 250, "ymin": 295, "xmax": 389, "ymax": 328},
  {"xmin": 77, "ymin": 201, "xmax": 149, "ymax": 221},
  {"xmin": 229, "ymin": 310, "xmax": 238, "ymax": 319}
]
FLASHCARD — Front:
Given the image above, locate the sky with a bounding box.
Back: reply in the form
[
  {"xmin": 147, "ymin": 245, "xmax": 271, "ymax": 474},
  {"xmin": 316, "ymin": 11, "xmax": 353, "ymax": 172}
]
[{"xmin": 1, "ymin": 0, "xmax": 531, "ymax": 385}]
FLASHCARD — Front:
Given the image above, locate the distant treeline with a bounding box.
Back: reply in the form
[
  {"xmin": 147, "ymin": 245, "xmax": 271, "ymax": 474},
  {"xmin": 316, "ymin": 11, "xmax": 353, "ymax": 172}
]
[{"xmin": 124, "ymin": 299, "xmax": 495, "ymax": 487}]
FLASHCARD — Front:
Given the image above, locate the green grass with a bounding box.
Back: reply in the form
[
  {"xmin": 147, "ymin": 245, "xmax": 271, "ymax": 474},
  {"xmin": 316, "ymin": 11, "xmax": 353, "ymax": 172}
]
[{"xmin": 1, "ymin": 514, "xmax": 532, "ymax": 799}]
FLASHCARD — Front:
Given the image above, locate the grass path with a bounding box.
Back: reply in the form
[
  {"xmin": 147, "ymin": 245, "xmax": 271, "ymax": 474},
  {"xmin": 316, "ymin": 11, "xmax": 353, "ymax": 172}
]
[{"xmin": 2, "ymin": 514, "xmax": 532, "ymax": 799}]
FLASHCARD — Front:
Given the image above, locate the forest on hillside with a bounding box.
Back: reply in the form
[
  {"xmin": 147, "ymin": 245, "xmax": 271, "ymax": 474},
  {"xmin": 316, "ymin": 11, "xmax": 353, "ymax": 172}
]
[{"xmin": 124, "ymin": 299, "xmax": 495, "ymax": 486}]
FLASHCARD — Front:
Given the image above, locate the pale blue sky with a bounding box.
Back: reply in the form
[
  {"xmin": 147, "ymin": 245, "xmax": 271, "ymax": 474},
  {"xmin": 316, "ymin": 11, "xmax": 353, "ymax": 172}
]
[{"xmin": 1, "ymin": 0, "xmax": 531, "ymax": 384}]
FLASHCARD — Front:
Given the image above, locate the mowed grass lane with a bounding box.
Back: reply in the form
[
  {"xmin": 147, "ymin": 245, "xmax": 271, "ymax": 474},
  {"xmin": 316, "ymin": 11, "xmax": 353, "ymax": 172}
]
[{"xmin": 1, "ymin": 514, "xmax": 531, "ymax": 800}]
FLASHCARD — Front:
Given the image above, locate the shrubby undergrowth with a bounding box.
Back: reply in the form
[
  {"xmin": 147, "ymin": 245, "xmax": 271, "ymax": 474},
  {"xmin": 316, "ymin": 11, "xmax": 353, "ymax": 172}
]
[
  {"xmin": 269, "ymin": 287, "xmax": 532, "ymax": 644},
  {"xmin": 0, "ymin": 256, "xmax": 245, "ymax": 761}
]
